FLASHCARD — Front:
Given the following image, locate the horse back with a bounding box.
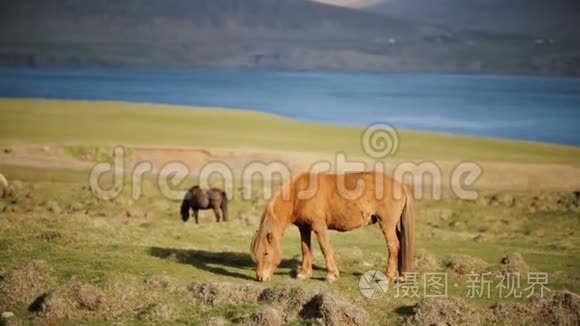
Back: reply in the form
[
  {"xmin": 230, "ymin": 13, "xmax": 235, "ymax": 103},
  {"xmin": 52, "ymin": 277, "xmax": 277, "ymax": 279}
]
[{"xmin": 290, "ymin": 171, "xmax": 405, "ymax": 230}]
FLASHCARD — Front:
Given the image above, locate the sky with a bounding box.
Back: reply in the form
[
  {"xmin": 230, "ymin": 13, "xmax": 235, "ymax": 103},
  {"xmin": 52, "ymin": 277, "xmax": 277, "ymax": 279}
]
[{"xmin": 313, "ymin": 0, "xmax": 580, "ymax": 39}]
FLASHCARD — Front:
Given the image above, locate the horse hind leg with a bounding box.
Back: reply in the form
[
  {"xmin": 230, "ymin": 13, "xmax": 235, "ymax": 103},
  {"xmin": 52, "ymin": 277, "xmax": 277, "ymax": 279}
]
[
  {"xmin": 377, "ymin": 211, "xmax": 401, "ymax": 283},
  {"xmin": 193, "ymin": 209, "xmax": 199, "ymax": 224}
]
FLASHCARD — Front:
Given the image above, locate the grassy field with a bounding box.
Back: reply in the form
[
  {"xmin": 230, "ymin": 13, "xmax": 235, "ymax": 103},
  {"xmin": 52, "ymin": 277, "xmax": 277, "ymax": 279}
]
[
  {"xmin": 1, "ymin": 98, "xmax": 579, "ymax": 165},
  {"xmin": 0, "ymin": 98, "xmax": 579, "ymax": 325}
]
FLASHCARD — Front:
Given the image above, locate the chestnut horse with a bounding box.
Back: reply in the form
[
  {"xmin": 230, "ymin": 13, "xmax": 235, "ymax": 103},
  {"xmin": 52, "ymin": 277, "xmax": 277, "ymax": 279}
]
[
  {"xmin": 180, "ymin": 186, "xmax": 228, "ymax": 223},
  {"xmin": 251, "ymin": 171, "xmax": 415, "ymax": 282}
]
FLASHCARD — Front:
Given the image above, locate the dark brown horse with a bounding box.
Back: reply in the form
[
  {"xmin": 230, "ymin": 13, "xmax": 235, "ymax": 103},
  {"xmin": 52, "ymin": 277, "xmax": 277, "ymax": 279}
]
[{"xmin": 180, "ymin": 186, "xmax": 228, "ymax": 223}]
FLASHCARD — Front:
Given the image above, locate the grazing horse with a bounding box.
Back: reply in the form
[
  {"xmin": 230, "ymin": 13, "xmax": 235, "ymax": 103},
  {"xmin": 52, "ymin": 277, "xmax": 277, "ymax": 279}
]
[
  {"xmin": 180, "ymin": 186, "xmax": 228, "ymax": 223},
  {"xmin": 251, "ymin": 171, "xmax": 415, "ymax": 283}
]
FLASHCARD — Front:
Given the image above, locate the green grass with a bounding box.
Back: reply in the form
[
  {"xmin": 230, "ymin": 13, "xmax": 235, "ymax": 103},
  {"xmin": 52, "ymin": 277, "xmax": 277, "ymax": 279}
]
[
  {"xmin": 1, "ymin": 98, "xmax": 579, "ymax": 164},
  {"xmin": 1, "ymin": 98, "xmax": 579, "ymax": 324},
  {"xmin": 1, "ymin": 164, "xmax": 578, "ymax": 324}
]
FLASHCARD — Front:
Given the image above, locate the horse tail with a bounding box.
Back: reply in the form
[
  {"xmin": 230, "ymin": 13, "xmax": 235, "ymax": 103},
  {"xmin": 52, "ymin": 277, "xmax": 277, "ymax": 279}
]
[
  {"xmin": 0, "ymin": 173, "xmax": 8, "ymax": 198},
  {"xmin": 398, "ymin": 184, "xmax": 415, "ymax": 274},
  {"xmin": 220, "ymin": 191, "xmax": 228, "ymax": 222}
]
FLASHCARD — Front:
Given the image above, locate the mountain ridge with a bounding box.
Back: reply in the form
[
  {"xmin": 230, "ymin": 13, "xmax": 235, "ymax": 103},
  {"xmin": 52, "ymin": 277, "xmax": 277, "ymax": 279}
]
[{"xmin": 0, "ymin": 0, "xmax": 578, "ymax": 75}]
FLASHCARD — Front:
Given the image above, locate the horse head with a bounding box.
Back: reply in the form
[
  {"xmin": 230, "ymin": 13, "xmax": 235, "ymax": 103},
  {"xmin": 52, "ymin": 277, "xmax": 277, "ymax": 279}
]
[{"xmin": 250, "ymin": 210, "xmax": 283, "ymax": 282}]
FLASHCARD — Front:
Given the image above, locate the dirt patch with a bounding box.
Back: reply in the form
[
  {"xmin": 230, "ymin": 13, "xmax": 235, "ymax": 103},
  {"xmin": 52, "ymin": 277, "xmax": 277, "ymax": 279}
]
[
  {"xmin": 484, "ymin": 291, "xmax": 580, "ymax": 325},
  {"xmin": 423, "ymin": 252, "xmax": 529, "ymax": 276},
  {"xmin": 1, "ymin": 180, "xmax": 31, "ymax": 206},
  {"xmin": 442, "ymin": 254, "xmax": 489, "ymax": 275},
  {"xmin": 479, "ymin": 191, "xmax": 580, "ymax": 212},
  {"xmin": 124, "ymin": 208, "xmax": 147, "ymax": 219},
  {"xmin": 137, "ymin": 303, "xmax": 176, "ymax": 321},
  {"xmin": 85, "ymin": 273, "xmax": 184, "ymax": 321},
  {"xmin": 301, "ymin": 293, "xmax": 369, "ymax": 326},
  {"xmin": 238, "ymin": 307, "xmax": 285, "ymax": 326},
  {"xmin": 0, "ymin": 144, "xmax": 93, "ymax": 170},
  {"xmin": 189, "ymin": 281, "xmax": 262, "ymax": 306},
  {"xmin": 0, "ymin": 260, "xmax": 56, "ymax": 307},
  {"xmin": 405, "ymin": 291, "xmax": 579, "ymax": 326},
  {"xmin": 35, "ymin": 231, "xmax": 63, "ymax": 242},
  {"xmin": 143, "ymin": 275, "xmax": 177, "ymax": 293},
  {"xmin": 414, "ymin": 250, "xmax": 441, "ymax": 273},
  {"xmin": 407, "ymin": 297, "xmax": 483, "ymax": 326},
  {"xmin": 38, "ymin": 281, "xmax": 106, "ymax": 320},
  {"xmin": 45, "ymin": 200, "xmax": 63, "ymax": 214},
  {"xmin": 34, "ymin": 276, "xmax": 181, "ymax": 322},
  {"xmin": 258, "ymin": 286, "xmax": 308, "ymax": 319},
  {"xmin": 189, "ymin": 282, "xmax": 368, "ymax": 325}
]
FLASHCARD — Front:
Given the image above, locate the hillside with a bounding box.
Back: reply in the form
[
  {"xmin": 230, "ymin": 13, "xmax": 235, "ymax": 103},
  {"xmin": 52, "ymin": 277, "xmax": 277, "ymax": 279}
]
[
  {"xmin": 0, "ymin": 98, "xmax": 579, "ymax": 325},
  {"xmin": 371, "ymin": 0, "xmax": 580, "ymax": 41},
  {"xmin": 0, "ymin": 0, "xmax": 579, "ymax": 74},
  {"xmin": 1, "ymin": 98, "xmax": 579, "ymax": 166}
]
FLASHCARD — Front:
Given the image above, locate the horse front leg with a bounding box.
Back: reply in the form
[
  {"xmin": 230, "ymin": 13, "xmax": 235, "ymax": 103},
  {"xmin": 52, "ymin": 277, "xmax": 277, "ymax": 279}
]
[
  {"xmin": 313, "ymin": 225, "xmax": 339, "ymax": 282},
  {"xmin": 297, "ymin": 226, "xmax": 313, "ymax": 280},
  {"xmin": 193, "ymin": 209, "xmax": 199, "ymax": 224},
  {"xmin": 213, "ymin": 208, "xmax": 221, "ymax": 223}
]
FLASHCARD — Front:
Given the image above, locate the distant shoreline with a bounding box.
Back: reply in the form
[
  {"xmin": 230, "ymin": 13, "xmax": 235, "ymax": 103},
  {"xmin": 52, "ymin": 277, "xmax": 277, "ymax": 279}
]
[
  {"xmin": 1, "ymin": 98, "xmax": 579, "ymax": 165},
  {"xmin": 1, "ymin": 67, "xmax": 579, "ymax": 146}
]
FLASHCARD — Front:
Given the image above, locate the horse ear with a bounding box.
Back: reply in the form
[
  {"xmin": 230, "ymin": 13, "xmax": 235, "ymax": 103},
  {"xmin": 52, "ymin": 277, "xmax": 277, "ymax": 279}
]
[{"xmin": 266, "ymin": 232, "xmax": 273, "ymax": 244}]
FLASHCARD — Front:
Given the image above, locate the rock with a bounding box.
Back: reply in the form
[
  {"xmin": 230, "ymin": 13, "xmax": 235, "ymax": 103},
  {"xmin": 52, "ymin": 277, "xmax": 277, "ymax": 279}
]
[
  {"xmin": 1, "ymin": 312, "xmax": 14, "ymax": 319},
  {"xmin": 0, "ymin": 311, "xmax": 15, "ymax": 326}
]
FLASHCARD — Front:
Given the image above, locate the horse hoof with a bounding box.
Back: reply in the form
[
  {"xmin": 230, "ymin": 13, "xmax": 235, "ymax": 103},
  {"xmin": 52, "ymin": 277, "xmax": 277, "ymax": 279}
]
[
  {"xmin": 387, "ymin": 275, "xmax": 405, "ymax": 284},
  {"xmin": 326, "ymin": 273, "xmax": 339, "ymax": 282},
  {"xmin": 297, "ymin": 272, "xmax": 311, "ymax": 280}
]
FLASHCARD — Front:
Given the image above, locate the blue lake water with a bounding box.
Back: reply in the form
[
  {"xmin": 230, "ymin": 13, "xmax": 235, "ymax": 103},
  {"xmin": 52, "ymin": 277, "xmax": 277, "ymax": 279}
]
[{"xmin": 0, "ymin": 67, "xmax": 579, "ymax": 146}]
